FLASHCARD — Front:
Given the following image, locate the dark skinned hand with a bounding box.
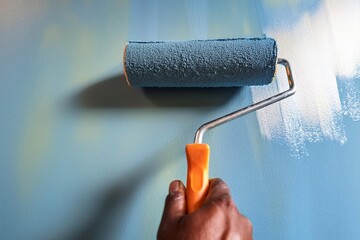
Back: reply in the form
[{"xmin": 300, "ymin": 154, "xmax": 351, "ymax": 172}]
[{"xmin": 157, "ymin": 178, "xmax": 253, "ymax": 240}]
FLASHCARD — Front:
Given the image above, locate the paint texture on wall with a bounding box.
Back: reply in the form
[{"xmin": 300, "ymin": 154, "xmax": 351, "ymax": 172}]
[
  {"xmin": 2, "ymin": 0, "xmax": 360, "ymax": 240},
  {"xmin": 253, "ymin": 0, "xmax": 360, "ymax": 157},
  {"xmin": 129, "ymin": 0, "xmax": 360, "ymax": 158}
]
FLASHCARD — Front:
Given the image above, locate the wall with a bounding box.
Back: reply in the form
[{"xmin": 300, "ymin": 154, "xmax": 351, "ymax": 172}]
[{"xmin": 1, "ymin": 0, "xmax": 360, "ymax": 239}]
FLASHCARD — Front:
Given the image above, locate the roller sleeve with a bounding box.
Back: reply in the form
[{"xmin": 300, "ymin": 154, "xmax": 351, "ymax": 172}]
[{"xmin": 123, "ymin": 38, "xmax": 277, "ymax": 87}]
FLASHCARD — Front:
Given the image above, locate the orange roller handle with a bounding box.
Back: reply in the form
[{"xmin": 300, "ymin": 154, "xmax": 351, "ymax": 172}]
[{"xmin": 185, "ymin": 143, "xmax": 210, "ymax": 214}]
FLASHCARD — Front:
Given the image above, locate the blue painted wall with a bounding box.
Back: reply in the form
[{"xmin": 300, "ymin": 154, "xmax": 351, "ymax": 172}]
[{"xmin": 1, "ymin": 0, "xmax": 360, "ymax": 239}]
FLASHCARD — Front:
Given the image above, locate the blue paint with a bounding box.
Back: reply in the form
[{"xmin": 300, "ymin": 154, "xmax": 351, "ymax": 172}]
[
  {"xmin": 257, "ymin": 0, "xmax": 322, "ymax": 29},
  {"xmin": 124, "ymin": 38, "xmax": 276, "ymax": 87},
  {"xmin": 0, "ymin": 0, "xmax": 360, "ymax": 240}
]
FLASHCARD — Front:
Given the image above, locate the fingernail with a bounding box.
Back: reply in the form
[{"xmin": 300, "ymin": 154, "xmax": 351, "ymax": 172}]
[{"xmin": 169, "ymin": 180, "xmax": 180, "ymax": 193}]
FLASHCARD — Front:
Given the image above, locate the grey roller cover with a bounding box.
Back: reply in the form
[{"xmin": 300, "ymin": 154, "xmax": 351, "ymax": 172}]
[{"xmin": 123, "ymin": 38, "xmax": 277, "ymax": 87}]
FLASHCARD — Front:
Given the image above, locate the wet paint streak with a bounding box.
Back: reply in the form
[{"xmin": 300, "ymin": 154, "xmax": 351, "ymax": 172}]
[
  {"xmin": 325, "ymin": 0, "xmax": 360, "ymax": 122},
  {"xmin": 253, "ymin": 0, "xmax": 360, "ymax": 157}
]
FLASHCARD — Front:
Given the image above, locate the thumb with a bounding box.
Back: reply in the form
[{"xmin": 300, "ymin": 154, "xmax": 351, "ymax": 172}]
[{"xmin": 160, "ymin": 180, "xmax": 187, "ymax": 224}]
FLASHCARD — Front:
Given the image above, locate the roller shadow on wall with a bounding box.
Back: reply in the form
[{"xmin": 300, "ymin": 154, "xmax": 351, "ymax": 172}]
[
  {"xmin": 73, "ymin": 74, "xmax": 241, "ymax": 109},
  {"xmin": 52, "ymin": 132, "xmax": 187, "ymax": 240},
  {"xmin": 64, "ymin": 74, "xmax": 242, "ymax": 239}
]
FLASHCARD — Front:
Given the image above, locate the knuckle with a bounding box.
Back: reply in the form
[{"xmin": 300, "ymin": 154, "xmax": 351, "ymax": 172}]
[
  {"xmin": 212, "ymin": 193, "xmax": 232, "ymax": 209},
  {"xmin": 245, "ymin": 218, "xmax": 253, "ymax": 229},
  {"xmin": 240, "ymin": 215, "xmax": 253, "ymax": 230},
  {"xmin": 211, "ymin": 178, "xmax": 226, "ymax": 187},
  {"xmin": 212, "ymin": 179, "xmax": 230, "ymax": 192}
]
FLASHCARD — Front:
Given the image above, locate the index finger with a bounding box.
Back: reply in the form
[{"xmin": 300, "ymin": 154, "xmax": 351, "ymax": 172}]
[{"xmin": 203, "ymin": 178, "xmax": 232, "ymax": 206}]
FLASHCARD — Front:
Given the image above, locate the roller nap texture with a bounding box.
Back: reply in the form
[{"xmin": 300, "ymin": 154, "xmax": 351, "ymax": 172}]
[{"xmin": 123, "ymin": 38, "xmax": 277, "ymax": 87}]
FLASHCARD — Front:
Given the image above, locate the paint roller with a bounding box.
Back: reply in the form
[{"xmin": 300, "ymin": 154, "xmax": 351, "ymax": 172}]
[{"xmin": 123, "ymin": 37, "xmax": 296, "ymax": 213}]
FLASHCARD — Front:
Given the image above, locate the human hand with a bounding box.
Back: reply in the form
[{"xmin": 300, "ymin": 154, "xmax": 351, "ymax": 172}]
[{"xmin": 157, "ymin": 178, "xmax": 253, "ymax": 240}]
